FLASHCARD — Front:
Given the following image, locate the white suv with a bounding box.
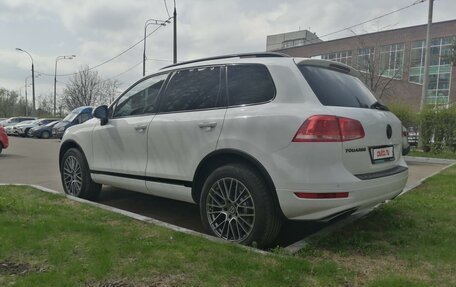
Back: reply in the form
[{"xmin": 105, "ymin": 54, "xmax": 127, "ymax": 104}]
[{"xmin": 59, "ymin": 53, "xmax": 408, "ymax": 247}]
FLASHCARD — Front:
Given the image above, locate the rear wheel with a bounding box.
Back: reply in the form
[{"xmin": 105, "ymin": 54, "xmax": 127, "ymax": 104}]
[
  {"xmin": 200, "ymin": 163, "xmax": 282, "ymax": 248},
  {"xmin": 26, "ymin": 128, "xmax": 33, "ymax": 137},
  {"xmin": 41, "ymin": 131, "xmax": 50, "ymax": 139},
  {"xmin": 60, "ymin": 148, "xmax": 101, "ymax": 200}
]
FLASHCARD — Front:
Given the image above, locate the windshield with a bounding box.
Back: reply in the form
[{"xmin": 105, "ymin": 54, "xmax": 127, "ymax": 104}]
[
  {"xmin": 63, "ymin": 111, "xmax": 78, "ymax": 122},
  {"xmin": 298, "ymin": 65, "xmax": 377, "ymax": 109},
  {"xmin": 45, "ymin": 121, "xmax": 59, "ymax": 127}
]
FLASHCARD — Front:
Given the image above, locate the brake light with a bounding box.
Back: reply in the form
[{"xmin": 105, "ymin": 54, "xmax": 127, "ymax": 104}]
[{"xmin": 292, "ymin": 115, "xmax": 364, "ymax": 142}]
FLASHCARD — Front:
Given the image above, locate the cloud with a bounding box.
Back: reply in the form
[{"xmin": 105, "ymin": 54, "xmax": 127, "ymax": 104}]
[{"xmin": 0, "ymin": 0, "xmax": 455, "ymax": 99}]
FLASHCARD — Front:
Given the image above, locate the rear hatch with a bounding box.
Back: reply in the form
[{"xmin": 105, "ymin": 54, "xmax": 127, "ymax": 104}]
[{"xmin": 297, "ymin": 60, "xmax": 403, "ymax": 176}]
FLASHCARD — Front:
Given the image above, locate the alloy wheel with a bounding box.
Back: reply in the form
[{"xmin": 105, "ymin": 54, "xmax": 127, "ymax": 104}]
[
  {"xmin": 206, "ymin": 177, "xmax": 255, "ymax": 242},
  {"xmin": 63, "ymin": 155, "xmax": 83, "ymax": 196}
]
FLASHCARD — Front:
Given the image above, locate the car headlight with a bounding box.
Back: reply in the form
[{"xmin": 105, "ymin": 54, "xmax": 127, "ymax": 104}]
[{"xmin": 58, "ymin": 127, "xmax": 65, "ymax": 132}]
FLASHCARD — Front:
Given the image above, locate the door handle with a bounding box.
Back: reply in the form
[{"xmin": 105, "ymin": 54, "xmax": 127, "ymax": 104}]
[
  {"xmin": 134, "ymin": 125, "xmax": 147, "ymax": 133},
  {"xmin": 198, "ymin": 122, "xmax": 217, "ymax": 129}
]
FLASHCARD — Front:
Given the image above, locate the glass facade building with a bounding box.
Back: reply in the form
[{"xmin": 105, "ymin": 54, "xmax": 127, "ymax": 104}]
[
  {"xmin": 321, "ymin": 50, "xmax": 352, "ymax": 65},
  {"xmin": 409, "ymin": 36, "xmax": 454, "ymax": 105}
]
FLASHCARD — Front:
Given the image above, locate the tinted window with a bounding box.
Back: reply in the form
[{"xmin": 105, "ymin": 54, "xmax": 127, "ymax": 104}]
[
  {"xmin": 114, "ymin": 74, "xmax": 168, "ymax": 117},
  {"xmin": 159, "ymin": 66, "xmax": 221, "ymax": 113},
  {"xmin": 80, "ymin": 113, "xmax": 91, "ymax": 123},
  {"xmin": 298, "ymin": 65, "xmax": 377, "ymax": 108},
  {"xmin": 227, "ymin": 64, "xmax": 275, "ymax": 106}
]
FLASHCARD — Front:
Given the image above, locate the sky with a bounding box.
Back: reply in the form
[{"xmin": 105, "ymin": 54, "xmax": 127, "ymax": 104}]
[{"xmin": 0, "ymin": 0, "xmax": 455, "ymax": 107}]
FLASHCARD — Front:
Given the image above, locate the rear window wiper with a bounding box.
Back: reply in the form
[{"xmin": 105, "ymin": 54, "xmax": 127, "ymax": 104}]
[{"xmin": 370, "ymin": 101, "xmax": 389, "ymax": 111}]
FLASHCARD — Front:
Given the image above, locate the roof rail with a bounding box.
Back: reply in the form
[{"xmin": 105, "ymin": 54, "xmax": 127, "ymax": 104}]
[{"xmin": 160, "ymin": 52, "xmax": 289, "ymax": 70}]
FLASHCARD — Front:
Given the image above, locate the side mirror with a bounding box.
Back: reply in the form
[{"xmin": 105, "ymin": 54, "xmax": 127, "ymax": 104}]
[{"xmin": 93, "ymin": 105, "xmax": 109, "ymax": 126}]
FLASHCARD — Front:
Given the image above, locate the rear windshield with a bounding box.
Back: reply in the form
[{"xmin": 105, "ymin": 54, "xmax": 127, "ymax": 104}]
[{"xmin": 298, "ymin": 65, "xmax": 377, "ymax": 108}]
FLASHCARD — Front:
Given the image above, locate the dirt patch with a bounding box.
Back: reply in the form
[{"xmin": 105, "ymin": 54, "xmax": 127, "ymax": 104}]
[{"xmin": 0, "ymin": 259, "xmax": 46, "ymax": 276}]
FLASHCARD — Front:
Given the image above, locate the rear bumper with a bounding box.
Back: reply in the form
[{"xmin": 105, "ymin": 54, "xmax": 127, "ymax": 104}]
[{"xmin": 276, "ymin": 166, "xmax": 408, "ymax": 220}]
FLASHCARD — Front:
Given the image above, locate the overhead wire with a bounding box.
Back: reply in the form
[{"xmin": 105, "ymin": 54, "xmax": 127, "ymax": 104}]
[
  {"xmin": 36, "ymin": 16, "xmax": 172, "ymax": 77},
  {"xmin": 317, "ymin": 0, "xmax": 427, "ymax": 40},
  {"xmin": 164, "ymin": 0, "xmax": 171, "ymax": 18}
]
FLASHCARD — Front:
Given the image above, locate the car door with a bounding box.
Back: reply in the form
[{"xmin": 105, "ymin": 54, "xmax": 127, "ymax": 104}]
[
  {"xmin": 145, "ymin": 65, "xmax": 227, "ymax": 203},
  {"xmin": 91, "ymin": 73, "xmax": 168, "ymax": 193}
]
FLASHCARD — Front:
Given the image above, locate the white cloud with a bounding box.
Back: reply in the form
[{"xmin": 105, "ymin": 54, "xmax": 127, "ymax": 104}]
[{"xmin": 0, "ymin": 0, "xmax": 455, "ymax": 100}]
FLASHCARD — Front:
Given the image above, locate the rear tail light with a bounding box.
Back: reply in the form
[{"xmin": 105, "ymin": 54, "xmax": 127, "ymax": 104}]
[
  {"xmin": 292, "ymin": 115, "xmax": 364, "ymax": 142},
  {"xmin": 402, "ymin": 130, "xmax": 408, "ymax": 137}
]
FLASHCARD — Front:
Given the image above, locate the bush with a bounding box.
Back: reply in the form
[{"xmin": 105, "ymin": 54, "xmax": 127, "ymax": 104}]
[
  {"xmin": 420, "ymin": 106, "xmax": 456, "ymax": 152},
  {"xmin": 388, "ymin": 102, "xmax": 418, "ymax": 128}
]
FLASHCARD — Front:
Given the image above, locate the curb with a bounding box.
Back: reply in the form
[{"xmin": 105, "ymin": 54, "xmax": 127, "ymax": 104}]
[
  {"xmin": 404, "ymin": 156, "xmax": 456, "ymax": 165},
  {"xmin": 0, "ymin": 183, "xmax": 269, "ymax": 255}
]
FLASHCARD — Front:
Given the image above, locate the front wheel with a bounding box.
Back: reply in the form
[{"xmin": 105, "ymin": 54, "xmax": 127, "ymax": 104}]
[
  {"xmin": 200, "ymin": 163, "xmax": 282, "ymax": 248},
  {"xmin": 60, "ymin": 148, "xmax": 101, "ymax": 200}
]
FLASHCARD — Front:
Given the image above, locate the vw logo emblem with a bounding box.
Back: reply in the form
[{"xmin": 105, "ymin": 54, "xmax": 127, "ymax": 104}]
[{"xmin": 386, "ymin": 124, "xmax": 392, "ymax": 139}]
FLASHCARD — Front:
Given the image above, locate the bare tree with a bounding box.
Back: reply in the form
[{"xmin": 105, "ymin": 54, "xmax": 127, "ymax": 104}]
[
  {"xmin": 348, "ymin": 29, "xmax": 402, "ymax": 100},
  {"xmin": 0, "ymin": 88, "xmax": 26, "ymax": 117},
  {"xmin": 37, "ymin": 94, "xmax": 54, "ymax": 117},
  {"xmin": 62, "ymin": 66, "xmax": 119, "ymax": 110}
]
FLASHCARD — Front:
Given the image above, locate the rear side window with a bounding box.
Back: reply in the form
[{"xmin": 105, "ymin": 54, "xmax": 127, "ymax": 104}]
[
  {"xmin": 298, "ymin": 65, "xmax": 377, "ymax": 108},
  {"xmin": 227, "ymin": 64, "xmax": 275, "ymax": 106},
  {"xmin": 159, "ymin": 66, "xmax": 221, "ymax": 113}
]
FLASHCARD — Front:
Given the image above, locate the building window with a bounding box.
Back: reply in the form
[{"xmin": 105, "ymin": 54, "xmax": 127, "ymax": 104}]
[
  {"xmin": 409, "ymin": 37, "xmax": 454, "ymax": 106},
  {"xmin": 282, "ymin": 38, "xmax": 306, "ymax": 49},
  {"xmin": 321, "ymin": 50, "xmax": 352, "ymax": 65},
  {"xmin": 357, "ymin": 47, "xmax": 375, "ymax": 72},
  {"xmin": 379, "ymin": 43, "xmax": 404, "ymax": 79}
]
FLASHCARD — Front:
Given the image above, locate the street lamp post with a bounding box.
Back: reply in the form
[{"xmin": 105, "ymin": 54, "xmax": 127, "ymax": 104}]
[
  {"xmin": 16, "ymin": 48, "xmax": 36, "ymax": 115},
  {"xmin": 24, "ymin": 74, "xmax": 40, "ymax": 116},
  {"xmin": 54, "ymin": 55, "xmax": 76, "ymax": 116},
  {"xmin": 143, "ymin": 19, "xmax": 170, "ymax": 77}
]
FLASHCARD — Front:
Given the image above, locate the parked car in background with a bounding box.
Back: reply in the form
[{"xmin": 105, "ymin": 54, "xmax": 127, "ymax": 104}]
[
  {"xmin": 407, "ymin": 127, "xmax": 419, "ymax": 147},
  {"xmin": 59, "ymin": 53, "xmax": 408, "ymax": 247},
  {"xmin": 402, "ymin": 126, "xmax": 410, "ymax": 155},
  {"xmin": 0, "ymin": 125, "xmax": 8, "ymax": 154},
  {"xmin": 0, "ymin": 117, "xmax": 36, "ymax": 127},
  {"xmin": 6, "ymin": 120, "xmax": 35, "ymax": 135},
  {"xmin": 53, "ymin": 106, "xmax": 93, "ymax": 139},
  {"xmin": 30, "ymin": 120, "xmax": 60, "ymax": 139},
  {"xmin": 16, "ymin": 118, "xmax": 60, "ymax": 137}
]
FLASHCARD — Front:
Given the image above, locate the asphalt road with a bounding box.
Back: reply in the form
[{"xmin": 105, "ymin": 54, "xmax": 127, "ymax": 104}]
[{"xmin": 0, "ymin": 137, "xmax": 451, "ymax": 246}]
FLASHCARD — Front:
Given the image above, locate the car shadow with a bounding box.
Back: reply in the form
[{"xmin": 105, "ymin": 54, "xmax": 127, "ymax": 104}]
[{"xmin": 97, "ymin": 186, "xmax": 329, "ymax": 248}]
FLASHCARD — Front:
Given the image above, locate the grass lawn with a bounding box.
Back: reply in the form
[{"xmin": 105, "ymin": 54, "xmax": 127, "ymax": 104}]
[
  {"xmin": 408, "ymin": 149, "xmax": 456, "ymax": 160},
  {"xmin": 1, "ymin": 167, "xmax": 455, "ymax": 286}
]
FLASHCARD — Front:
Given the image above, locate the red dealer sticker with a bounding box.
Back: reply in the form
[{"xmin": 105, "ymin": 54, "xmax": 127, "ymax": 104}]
[{"xmin": 370, "ymin": 146, "xmax": 394, "ymax": 163}]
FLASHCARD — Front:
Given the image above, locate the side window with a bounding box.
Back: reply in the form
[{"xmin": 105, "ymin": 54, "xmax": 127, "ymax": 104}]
[
  {"xmin": 80, "ymin": 113, "xmax": 91, "ymax": 123},
  {"xmin": 113, "ymin": 73, "xmax": 168, "ymax": 118},
  {"xmin": 159, "ymin": 66, "xmax": 221, "ymax": 113},
  {"xmin": 227, "ymin": 64, "xmax": 275, "ymax": 106}
]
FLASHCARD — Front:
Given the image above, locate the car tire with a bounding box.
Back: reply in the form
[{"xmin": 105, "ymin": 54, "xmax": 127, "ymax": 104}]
[
  {"xmin": 41, "ymin": 131, "xmax": 50, "ymax": 139},
  {"xmin": 200, "ymin": 163, "xmax": 282, "ymax": 248},
  {"xmin": 60, "ymin": 148, "xmax": 101, "ymax": 200},
  {"xmin": 25, "ymin": 128, "xmax": 33, "ymax": 137}
]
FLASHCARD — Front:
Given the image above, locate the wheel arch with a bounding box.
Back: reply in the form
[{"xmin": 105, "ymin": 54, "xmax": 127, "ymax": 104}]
[{"xmin": 192, "ymin": 149, "xmax": 284, "ymax": 217}]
